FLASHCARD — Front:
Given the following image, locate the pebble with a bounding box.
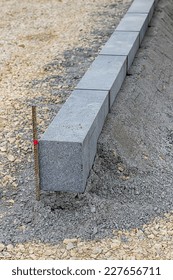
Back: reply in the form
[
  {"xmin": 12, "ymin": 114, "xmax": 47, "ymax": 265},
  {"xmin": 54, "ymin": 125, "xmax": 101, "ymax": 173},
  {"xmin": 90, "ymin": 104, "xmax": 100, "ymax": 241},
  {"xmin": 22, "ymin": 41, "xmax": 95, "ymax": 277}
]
[
  {"xmin": 0, "ymin": 146, "xmax": 7, "ymax": 152},
  {"xmin": 93, "ymin": 227, "xmax": 98, "ymax": 235},
  {"xmin": 91, "ymin": 206, "xmax": 96, "ymax": 213},
  {"xmin": 44, "ymin": 250, "xmax": 54, "ymax": 256},
  {"xmin": 117, "ymin": 164, "xmax": 124, "ymax": 172},
  {"xmin": 8, "ymin": 138, "xmax": 16, "ymax": 144},
  {"xmin": 92, "ymin": 247, "xmax": 102, "ymax": 255},
  {"xmin": 7, "ymin": 155, "xmax": 15, "ymax": 162},
  {"xmin": 7, "ymin": 199, "xmax": 15, "ymax": 204},
  {"xmin": 30, "ymin": 254, "xmax": 37, "ymax": 260},
  {"xmin": 63, "ymin": 238, "xmax": 78, "ymax": 244},
  {"xmin": 66, "ymin": 242, "xmax": 75, "ymax": 251},
  {"xmin": 17, "ymin": 244, "xmax": 25, "ymax": 252},
  {"xmin": 7, "ymin": 244, "xmax": 14, "ymax": 251},
  {"xmin": 111, "ymin": 239, "xmax": 121, "ymax": 248},
  {"xmin": 148, "ymin": 234, "xmax": 155, "ymax": 239},
  {"xmin": 0, "ymin": 244, "xmax": 5, "ymax": 252},
  {"xmin": 12, "ymin": 182, "xmax": 18, "ymax": 188}
]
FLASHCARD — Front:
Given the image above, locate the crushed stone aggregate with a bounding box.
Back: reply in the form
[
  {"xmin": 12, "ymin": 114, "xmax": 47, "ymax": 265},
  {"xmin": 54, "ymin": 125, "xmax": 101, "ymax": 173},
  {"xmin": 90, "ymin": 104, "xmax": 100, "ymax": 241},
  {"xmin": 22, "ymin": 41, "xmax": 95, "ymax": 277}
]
[{"xmin": 0, "ymin": 0, "xmax": 173, "ymax": 260}]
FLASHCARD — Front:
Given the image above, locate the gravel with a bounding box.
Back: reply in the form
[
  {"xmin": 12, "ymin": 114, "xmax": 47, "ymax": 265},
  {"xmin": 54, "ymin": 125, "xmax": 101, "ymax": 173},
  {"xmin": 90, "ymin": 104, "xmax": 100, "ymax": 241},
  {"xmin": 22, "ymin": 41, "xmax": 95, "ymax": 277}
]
[{"xmin": 0, "ymin": 0, "xmax": 173, "ymax": 255}]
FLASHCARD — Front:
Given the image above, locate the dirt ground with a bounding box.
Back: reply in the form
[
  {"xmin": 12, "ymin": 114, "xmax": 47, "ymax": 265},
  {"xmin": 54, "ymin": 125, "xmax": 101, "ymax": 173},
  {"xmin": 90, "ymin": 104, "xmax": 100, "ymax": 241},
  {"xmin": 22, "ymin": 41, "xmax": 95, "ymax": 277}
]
[{"xmin": 0, "ymin": 0, "xmax": 173, "ymax": 260}]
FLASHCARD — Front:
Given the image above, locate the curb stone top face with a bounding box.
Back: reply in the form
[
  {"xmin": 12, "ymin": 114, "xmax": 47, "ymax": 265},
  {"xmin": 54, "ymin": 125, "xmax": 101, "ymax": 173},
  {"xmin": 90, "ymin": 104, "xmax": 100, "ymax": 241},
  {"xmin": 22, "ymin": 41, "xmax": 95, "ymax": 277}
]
[
  {"xmin": 100, "ymin": 31, "xmax": 139, "ymax": 56},
  {"xmin": 116, "ymin": 13, "xmax": 148, "ymax": 32},
  {"xmin": 76, "ymin": 55, "xmax": 127, "ymax": 92},
  {"xmin": 127, "ymin": 0, "xmax": 155, "ymax": 23},
  {"xmin": 127, "ymin": 0, "xmax": 155, "ymax": 14},
  {"xmin": 100, "ymin": 31, "xmax": 139, "ymax": 69},
  {"xmin": 40, "ymin": 90, "xmax": 109, "ymax": 142},
  {"xmin": 116, "ymin": 13, "xmax": 149, "ymax": 43}
]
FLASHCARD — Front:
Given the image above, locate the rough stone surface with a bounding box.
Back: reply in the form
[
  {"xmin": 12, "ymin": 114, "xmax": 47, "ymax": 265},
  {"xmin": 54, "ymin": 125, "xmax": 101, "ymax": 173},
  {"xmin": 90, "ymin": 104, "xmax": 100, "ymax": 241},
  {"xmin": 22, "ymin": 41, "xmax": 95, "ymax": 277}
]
[
  {"xmin": 39, "ymin": 90, "xmax": 109, "ymax": 192},
  {"xmin": 76, "ymin": 55, "xmax": 127, "ymax": 107},
  {"xmin": 1, "ymin": 212, "xmax": 173, "ymax": 260},
  {"xmin": 116, "ymin": 13, "xmax": 149, "ymax": 43},
  {"xmin": 100, "ymin": 31, "xmax": 139, "ymax": 70}
]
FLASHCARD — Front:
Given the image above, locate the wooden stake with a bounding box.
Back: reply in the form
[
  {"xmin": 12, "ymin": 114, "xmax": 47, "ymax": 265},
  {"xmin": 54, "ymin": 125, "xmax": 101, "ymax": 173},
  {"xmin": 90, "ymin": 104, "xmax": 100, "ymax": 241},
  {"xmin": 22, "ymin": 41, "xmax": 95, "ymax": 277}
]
[{"xmin": 32, "ymin": 106, "xmax": 40, "ymax": 201}]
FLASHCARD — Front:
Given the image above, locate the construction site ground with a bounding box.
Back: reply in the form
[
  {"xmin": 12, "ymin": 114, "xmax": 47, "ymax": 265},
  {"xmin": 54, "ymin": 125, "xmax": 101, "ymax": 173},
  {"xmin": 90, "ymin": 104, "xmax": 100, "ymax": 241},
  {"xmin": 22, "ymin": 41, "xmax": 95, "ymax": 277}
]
[{"xmin": 0, "ymin": 0, "xmax": 173, "ymax": 259}]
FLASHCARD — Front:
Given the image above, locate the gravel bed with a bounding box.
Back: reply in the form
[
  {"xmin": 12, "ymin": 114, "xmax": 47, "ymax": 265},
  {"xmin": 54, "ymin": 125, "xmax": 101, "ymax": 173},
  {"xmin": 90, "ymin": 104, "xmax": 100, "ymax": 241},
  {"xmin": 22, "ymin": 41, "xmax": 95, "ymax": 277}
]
[
  {"xmin": 0, "ymin": 0, "xmax": 132, "ymax": 245},
  {"xmin": 1, "ymin": 211, "xmax": 173, "ymax": 259},
  {"xmin": 0, "ymin": 0, "xmax": 173, "ymax": 260}
]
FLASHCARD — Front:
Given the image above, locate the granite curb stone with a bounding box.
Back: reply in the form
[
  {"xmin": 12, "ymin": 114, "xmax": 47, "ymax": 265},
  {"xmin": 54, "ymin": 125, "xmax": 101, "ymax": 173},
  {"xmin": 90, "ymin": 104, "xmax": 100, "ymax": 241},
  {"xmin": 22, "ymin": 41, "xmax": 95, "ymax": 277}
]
[
  {"xmin": 127, "ymin": 0, "xmax": 155, "ymax": 22},
  {"xmin": 76, "ymin": 55, "xmax": 127, "ymax": 107},
  {"xmin": 39, "ymin": 0, "xmax": 158, "ymax": 193},
  {"xmin": 127, "ymin": 0, "xmax": 155, "ymax": 14},
  {"xmin": 100, "ymin": 31, "xmax": 139, "ymax": 70},
  {"xmin": 39, "ymin": 89, "xmax": 109, "ymax": 193},
  {"xmin": 116, "ymin": 13, "xmax": 149, "ymax": 44}
]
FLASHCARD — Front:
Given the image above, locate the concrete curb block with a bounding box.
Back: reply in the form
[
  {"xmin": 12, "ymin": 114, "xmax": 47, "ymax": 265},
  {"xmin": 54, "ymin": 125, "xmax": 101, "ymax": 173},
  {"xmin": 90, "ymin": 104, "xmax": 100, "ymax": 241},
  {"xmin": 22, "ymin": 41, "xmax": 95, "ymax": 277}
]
[
  {"xmin": 39, "ymin": 0, "xmax": 158, "ymax": 193},
  {"xmin": 127, "ymin": 0, "xmax": 155, "ymax": 23},
  {"xmin": 39, "ymin": 89, "xmax": 109, "ymax": 193},
  {"xmin": 116, "ymin": 13, "xmax": 149, "ymax": 44},
  {"xmin": 100, "ymin": 31, "xmax": 140, "ymax": 70},
  {"xmin": 76, "ymin": 55, "xmax": 127, "ymax": 108}
]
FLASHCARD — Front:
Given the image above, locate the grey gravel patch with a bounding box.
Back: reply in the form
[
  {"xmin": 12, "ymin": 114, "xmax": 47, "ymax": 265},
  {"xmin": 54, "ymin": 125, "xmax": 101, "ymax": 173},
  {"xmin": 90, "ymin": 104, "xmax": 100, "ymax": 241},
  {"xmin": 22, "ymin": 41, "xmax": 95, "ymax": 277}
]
[{"xmin": 1, "ymin": 0, "xmax": 173, "ymax": 245}]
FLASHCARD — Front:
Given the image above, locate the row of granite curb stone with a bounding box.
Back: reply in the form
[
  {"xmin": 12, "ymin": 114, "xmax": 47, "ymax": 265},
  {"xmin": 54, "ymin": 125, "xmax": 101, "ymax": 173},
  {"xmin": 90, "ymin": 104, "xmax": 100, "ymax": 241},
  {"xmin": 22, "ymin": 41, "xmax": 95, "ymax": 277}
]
[{"xmin": 39, "ymin": 0, "xmax": 159, "ymax": 194}]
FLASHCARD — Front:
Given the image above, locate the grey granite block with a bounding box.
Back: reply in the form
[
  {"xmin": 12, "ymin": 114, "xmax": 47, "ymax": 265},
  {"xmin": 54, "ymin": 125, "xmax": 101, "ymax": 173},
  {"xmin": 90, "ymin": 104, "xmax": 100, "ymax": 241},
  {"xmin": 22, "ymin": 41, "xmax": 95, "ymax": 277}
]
[
  {"xmin": 100, "ymin": 31, "xmax": 139, "ymax": 70},
  {"xmin": 154, "ymin": 0, "xmax": 159, "ymax": 6},
  {"xmin": 127, "ymin": 0, "xmax": 155, "ymax": 23},
  {"xmin": 127, "ymin": 0, "xmax": 154, "ymax": 14},
  {"xmin": 148, "ymin": 5, "xmax": 154, "ymax": 23},
  {"xmin": 38, "ymin": 0, "xmax": 156, "ymax": 194},
  {"xmin": 76, "ymin": 55, "xmax": 127, "ymax": 107},
  {"xmin": 39, "ymin": 89, "xmax": 109, "ymax": 193},
  {"xmin": 116, "ymin": 13, "xmax": 149, "ymax": 44}
]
